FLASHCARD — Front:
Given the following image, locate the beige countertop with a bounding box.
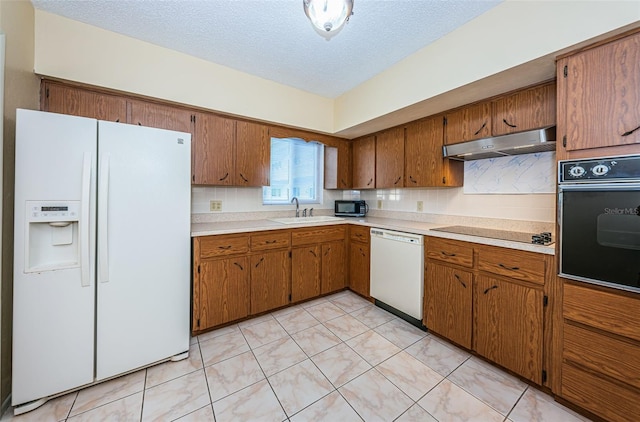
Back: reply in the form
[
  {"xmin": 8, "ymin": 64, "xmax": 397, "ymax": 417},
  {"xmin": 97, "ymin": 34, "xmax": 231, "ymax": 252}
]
[{"xmin": 191, "ymin": 216, "xmax": 555, "ymax": 255}]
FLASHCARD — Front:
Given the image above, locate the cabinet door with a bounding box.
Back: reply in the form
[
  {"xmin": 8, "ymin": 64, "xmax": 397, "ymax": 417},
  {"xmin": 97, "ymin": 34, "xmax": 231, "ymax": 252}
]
[
  {"xmin": 324, "ymin": 140, "xmax": 352, "ymax": 190},
  {"xmin": 375, "ymin": 127, "xmax": 404, "ymax": 188},
  {"xmin": 444, "ymin": 102, "xmax": 491, "ymax": 144},
  {"xmin": 564, "ymin": 32, "xmax": 640, "ymax": 152},
  {"xmin": 425, "ymin": 263, "xmax": 472, "ymax": 349},
  {"xmin": 250, "ymin": 250, "xmax": 290, "ymax": 314},
  {"xmin": 321, "ymin": 241, "xmax": 346, "ymax": 294},
  {"xmin": 199, "ymin": 257, "xmax": 249, "ymax": 330},
  {"xmin": 291, "ymin": 246, "xmax": 321, "ymax": 302},
  {"xmin": 43, "ymin": 83, "xmax": 127, "ymax": 122},
  {"xmin": 128, "ymin": 100, "xmax": 193, "ymax": 133},
  {"xmin": 405, "ymin": 117, "xmax": 462, "ymax": 187},
  {"xmin": 352, "ymin": 136, "xmax": 376, "ymax": 189},
  {"xmin": 349, "ymin": 242, "xmax": 370, "ymax": 297},
  {"xmin": 475, "ymin": 275, "xmax": 543, "ymax": 384},
  {"xmin": 236, "ymin": 121, "xmax": 270, "ymax": 186},
  {"xmin": 492, "ymin": 83, "xmax": 556, "ymax": 136},
  {"xmin": 193, "ymin": 113, "xmax": 235, "ymax": 185}
]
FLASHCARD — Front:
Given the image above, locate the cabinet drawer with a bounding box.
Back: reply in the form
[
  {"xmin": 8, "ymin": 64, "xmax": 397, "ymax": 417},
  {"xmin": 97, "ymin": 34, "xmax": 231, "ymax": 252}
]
[
  {"xmin": 564, "ymin": 323, "xmax": 640, "ymax": 390},
  {"xmin": 350, "ymin": 225, "xmax": 370, "ymax": 243},
  {"xmin": 564, "ymin": 283, "xmax": 640, "ymax": 342},
  {"xmin": 477, "ymin": 246, "xmax": 545, "ymax": 285},
  {"xmin": 426, "ymin": 238, "xmax": 473, "ymax": 268},
  {"xmin": 199, "ymin": 235, "xmax": 249, "ymax": 258},
  {"xmin": 292, "ymin": 226, "xmax": 346, "ymax": 246},
  {"xmin": 561, "ymin": 362, "xmax": 640, "ymax": 422},
  {"xmin": 250, "ymin": 231, "xmax": 291, "ymax": 251}
]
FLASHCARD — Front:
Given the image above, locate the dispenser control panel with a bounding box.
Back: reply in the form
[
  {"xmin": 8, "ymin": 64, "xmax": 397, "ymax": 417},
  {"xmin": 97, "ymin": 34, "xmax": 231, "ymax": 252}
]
[{"xmin": 27, "ymin": 201, "xmax": 80, "ymax": 222}]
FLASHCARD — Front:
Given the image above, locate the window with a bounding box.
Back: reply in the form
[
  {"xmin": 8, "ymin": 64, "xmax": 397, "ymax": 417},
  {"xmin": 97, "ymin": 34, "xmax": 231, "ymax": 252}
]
[{"xmin": 263, "ymin": 137, "xmax": 323, "ymax": 205}]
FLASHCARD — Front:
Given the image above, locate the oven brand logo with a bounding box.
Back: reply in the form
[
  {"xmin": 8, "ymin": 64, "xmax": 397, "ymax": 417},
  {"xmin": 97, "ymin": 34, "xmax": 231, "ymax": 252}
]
[{"xmin": 604, "ymin": 207, "xmax": 639, "ymax": 215}]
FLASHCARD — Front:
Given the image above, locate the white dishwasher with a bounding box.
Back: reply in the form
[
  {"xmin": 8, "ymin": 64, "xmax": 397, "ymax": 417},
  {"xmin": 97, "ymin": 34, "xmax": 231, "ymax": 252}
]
[{"xmin": 370, "ymin": 228, "xmax": 424, "ymax": 327}]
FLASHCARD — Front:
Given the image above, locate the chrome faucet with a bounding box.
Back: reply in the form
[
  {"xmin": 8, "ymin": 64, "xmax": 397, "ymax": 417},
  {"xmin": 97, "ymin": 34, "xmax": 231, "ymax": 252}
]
[
  {"xmin": 302, "ymin": 208, "xmax": 307, "ymax": 217},
  {"xmin": 291, "ymin": 197, "xmax": 299, "ymax": 217}
]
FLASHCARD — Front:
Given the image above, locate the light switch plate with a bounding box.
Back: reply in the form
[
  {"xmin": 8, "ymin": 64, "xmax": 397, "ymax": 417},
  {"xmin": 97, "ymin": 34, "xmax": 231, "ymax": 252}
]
[
  {"xmin": 377, "ymin": 199, "xmax": 382, "ymax": 209},
  {"xmin": 417, "ymin": 201, "xmax": 423, "ymax": 212},
  {"xmin": 209, "ymin": 200, "xmax": 222, "ymax": 212}
]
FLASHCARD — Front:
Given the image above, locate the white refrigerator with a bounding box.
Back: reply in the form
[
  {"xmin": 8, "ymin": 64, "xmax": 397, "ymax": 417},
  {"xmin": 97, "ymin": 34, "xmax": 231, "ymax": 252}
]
[{"xmin": 12, "ymin": 109, "xmax": 191, "ymax": 412}]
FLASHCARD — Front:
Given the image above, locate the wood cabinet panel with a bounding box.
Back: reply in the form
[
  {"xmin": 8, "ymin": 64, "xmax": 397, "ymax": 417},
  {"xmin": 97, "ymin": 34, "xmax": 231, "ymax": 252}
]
[
  {"xmin": 352, "ymin": 136, "xmax": 376, "ymax": 189},
  {"xmin": 475, "ymin": 275, "xmax": 543, "ymax": 384},
  {"xmin": 199, "ymin": 235, "xmax": 249, "ymax": 259},
  {"xmin": 250, "ymin": 250, "xmax": 291, "ymax": 314},
  {"xmin": 492, "ymin": 82, "xmax": 556, "ymax": 136},
  {"xmin": 349, "ymin": 242, "xmax": 370, "ymax": 297},
  {"xmin": 128, "ymin": 100, "xmax": 193, "ymax": 133},
  {"xmin": 375, "ymin": 127, "xmax": 405, "ymax": 188},
  {"xmin": 291, "ymin": 226, "xmax": 346, "ymax": 246},
  {"xmin": 200, "ymin": 257, "xmax": 250, "ymax": 329},
  {"xmin": 291, "ymin": 246, "xmax": 321, "ymax": 302},
  {"xmin": 562, "ymin": 363, "xmax": 640, "ymax": 422},
  {"xmin": 563, "ymin": 32, "xmax": 640, "ymax": 153},
  {"xmin": 563, "ymin": 283, "xmax": 640, "ymax": 342},
  {"xmin": 250, "ymin": 231, "xmax": 291, "ymax": 251},
  {"xmin": 444, "ymin": 102, "xmax": 491, "ymax": 145},
  {"xmin": 324, "ymin": 141, "xmax": 352, "ymax": 189},
  {"xmin": 321, "ymin": 241, "xmax": 346, "ymax": 294},
  {"xmin": 350, "ymin": 225, "xmax": 370, "ymax": 243},
  {"xmin": 43, "ymin": 83, "xmax": 127, "ymax": 122},
  {"xmin": 193, "ymin": 112, "xmax": 235, "ymax": 185},
  {"xmin": 564, "ymin": 322, "xmax": 640, "ymax": 390},
  {"xmin": 405, "ymin": 117, "xmax": 463, "ymax": 187},
  {"xmin": 236, "ymin": 121, "xmax": 270, "ymax": 186},
  {"xmin": 478, "ymin": 246, "xmax": 545, "ymax": 285},
  {"xmin": 425, "ymin": 263, "xmax": 472, "ymax": 349},
  {"xmin": 426, "ymin": 238, "xmax": 474, "ymax": 268}
]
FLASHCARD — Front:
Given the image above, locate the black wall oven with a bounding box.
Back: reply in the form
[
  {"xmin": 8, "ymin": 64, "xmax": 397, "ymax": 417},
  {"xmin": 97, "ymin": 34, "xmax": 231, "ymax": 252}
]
[{"xmin": 559, "ymin": 155, "xmax": 640, "ymax": 294}]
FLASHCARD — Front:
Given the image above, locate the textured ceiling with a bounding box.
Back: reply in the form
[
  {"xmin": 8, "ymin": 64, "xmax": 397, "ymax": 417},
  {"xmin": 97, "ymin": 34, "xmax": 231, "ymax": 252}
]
[{"xmin": 31, "ymin": 0, "xmax": 502, "ymax": 99}]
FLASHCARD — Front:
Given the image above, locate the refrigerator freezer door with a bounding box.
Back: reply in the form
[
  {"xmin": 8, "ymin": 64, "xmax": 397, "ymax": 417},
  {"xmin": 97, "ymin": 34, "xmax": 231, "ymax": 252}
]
[
  {"xmin": 12, "ymin": 110, "xmax": 97, "ymax": 406},
  {"xmin": 95, "ymin": 121, "xmax": 191, "ymax": 380}
]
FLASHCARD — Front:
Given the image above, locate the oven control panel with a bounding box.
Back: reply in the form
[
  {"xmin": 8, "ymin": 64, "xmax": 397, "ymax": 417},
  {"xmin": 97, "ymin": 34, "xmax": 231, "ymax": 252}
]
[{"xmin": 559, "ymin": 155, "xmax": 640, "ymax": 182}]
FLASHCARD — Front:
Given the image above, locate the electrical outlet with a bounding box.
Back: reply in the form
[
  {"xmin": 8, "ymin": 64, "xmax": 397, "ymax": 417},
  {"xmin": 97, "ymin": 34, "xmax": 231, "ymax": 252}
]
[
  {"xmin": 209, "ymin": 200, "xmax": 222, "ymax": 212},
  {"xmin": 377, "ymin": 199, "xmax": 383, "ymax": 209},
  {"xmin": 417, "ymin": 201, "xmax": 423, "ymax": 212}
]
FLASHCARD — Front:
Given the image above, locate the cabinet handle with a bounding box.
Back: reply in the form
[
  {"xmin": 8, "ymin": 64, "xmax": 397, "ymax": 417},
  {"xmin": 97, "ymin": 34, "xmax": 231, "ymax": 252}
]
[
  {"xmin": 115, "ymin": 119, "xmax": 120, "ymax": 123},
  {"xmin": 409, "ymin": 175, "xmax": 417, "ymax": 184},
  {"xmin": 254, "ymin": 257, "xmax": 264, "ymax": 268},
  {"xmin": 309, "ymin": 250, "xmax": 317, "ymax": 258},
  {"xmin": 483, "ymin": 285, "xmax": 499, "ymax": 294},
  {"xmin": 218, "ymin": 245, "xmax": 232, "ymax": 250},
  {"xmin": 498, "ymin": 263, "xmax": 520, "ymax": 271},
  {"xmin": 502, "ymin": 118, "xmax": 517, "ymax": 128},
  {"xmin": 454, "ymin": 274, "xmax": 467, "ymax": 288},
  {"xmin": 473, "ymin": 121, "xmax": 487, "ymax": 136},
  {"xmin": 233, "ymin": 262, "xmax": 244, "ymax": 271},
  {"xmin": 265, "ymin": 240, "xmax": 277, "ymax": 244},
  {"xmin": 367, "ymin": 178, "xmax": 373, "ymax": 186},
  {"xmin": 441, "ymin": 251, "xmax": 456, "ymax": 257},
  {"xmin": 324, "ymin": 247, "xmax": 331, "ymax": 256},
  {"xmin": 340, "ymin": 178, "xmax": 347, "ymax": 186},
  {"xmin": 219, "ymin": 173, "xmax": 229, "ymax": 181},
  {"xmin": 622, "ymin": 124, "xmax": 640, "ymax": 137},
  {"xmin": 360, "ymin": 248, "xmax": 366, "ymax": 257},
  {"xmin": 394, "ymin": 176, "xmax": 402, "ymax": 185},
  {"xmin": 239, "ymin": 173, "xmax": 249, "ymax": 182}
]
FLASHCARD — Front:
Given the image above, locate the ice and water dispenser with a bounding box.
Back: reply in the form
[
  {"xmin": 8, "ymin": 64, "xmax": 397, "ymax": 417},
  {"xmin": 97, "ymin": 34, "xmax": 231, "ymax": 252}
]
[{"xmin": 25, "ymin": 201, "xmax": 80, "ymax": 272}]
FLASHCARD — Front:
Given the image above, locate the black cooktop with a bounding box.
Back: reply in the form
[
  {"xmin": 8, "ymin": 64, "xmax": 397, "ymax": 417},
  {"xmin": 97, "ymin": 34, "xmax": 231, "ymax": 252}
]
[{"xmin": 431, "ymin": 225, "xmax": 554, "ymax": 245}]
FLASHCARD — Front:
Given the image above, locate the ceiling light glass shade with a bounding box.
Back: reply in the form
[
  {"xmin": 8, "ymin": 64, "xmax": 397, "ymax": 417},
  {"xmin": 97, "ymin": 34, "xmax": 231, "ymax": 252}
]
[{"xmin": 303, "ymin": 0, "xmax": 354, "ymax": 38}]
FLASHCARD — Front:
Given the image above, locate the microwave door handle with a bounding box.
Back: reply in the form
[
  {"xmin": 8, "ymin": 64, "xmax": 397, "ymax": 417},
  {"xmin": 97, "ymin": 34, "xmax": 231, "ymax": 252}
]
[{"xmin": 365, "ymin": 203, "xmax": 369, "ymax": 215}]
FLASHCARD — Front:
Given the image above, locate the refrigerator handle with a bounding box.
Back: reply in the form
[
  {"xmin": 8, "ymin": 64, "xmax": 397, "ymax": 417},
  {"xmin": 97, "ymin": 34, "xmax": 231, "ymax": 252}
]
[
  {"xmin": 98, "ymin": 154, "xmax": 110, "ymax": 283},
  {"xmin": 80, "ymin": 152, "xmax": 92, "ymax": 287}
]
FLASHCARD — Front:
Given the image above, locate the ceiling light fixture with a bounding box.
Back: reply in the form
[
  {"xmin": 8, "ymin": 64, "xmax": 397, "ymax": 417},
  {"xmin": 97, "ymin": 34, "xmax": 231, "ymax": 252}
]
[{"xmin": 303, "ymin": 0, "xmax": 354, "ymax": 39}]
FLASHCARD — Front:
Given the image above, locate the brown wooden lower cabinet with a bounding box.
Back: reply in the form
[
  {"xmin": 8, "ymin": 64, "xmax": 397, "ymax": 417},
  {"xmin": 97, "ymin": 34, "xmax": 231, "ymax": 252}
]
[
  {"xmin": 321, "ymin": 241, "xmax": 346, "ymax": 294},
  {"xmin": 475, "ymin": 275, "xmax": 543, "ymax": 385},
  {"xmin": 424, "ymin": 262, "xmax": 472, "ymax": 349},
  {"xmin": 250, "ymin": 250, "xmax": 291, "ymax": 315},
  {"xmin": 349, "ymin": 242, "xmax": 370, "ymax": 297},
  {"xmin": 199, "ymin": 257, "xmax": 249, "ymax": 329},
  {"xmin": 291, "ymin": 245, "xmax": 321, "ymax": 302}
]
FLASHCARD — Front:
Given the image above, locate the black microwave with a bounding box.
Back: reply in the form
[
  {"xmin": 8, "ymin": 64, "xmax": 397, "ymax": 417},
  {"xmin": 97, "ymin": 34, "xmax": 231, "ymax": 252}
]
[{"xmin": 335, "ymin": 200, "xmax": 368, "ymax": 217}]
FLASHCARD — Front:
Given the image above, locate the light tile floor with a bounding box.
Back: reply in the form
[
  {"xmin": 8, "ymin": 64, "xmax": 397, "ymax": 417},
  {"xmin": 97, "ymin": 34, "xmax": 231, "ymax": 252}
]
[{"xmin": 2, "ymin": 290, "xmax": 592, "ymax": 422}]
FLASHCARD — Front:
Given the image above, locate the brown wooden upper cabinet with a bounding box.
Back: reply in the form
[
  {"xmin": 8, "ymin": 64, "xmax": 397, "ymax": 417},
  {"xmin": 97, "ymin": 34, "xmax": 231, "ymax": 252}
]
[
  {"xmin": 375, "ymin": 127, "xmax": 405, "ymax": 188},
  {"xmin": 324, "ymin": 140, "xmax": 352, "ymax": 190},
  {"xmin": 444, "ymin": 102, "xmax": 491, "ymax": 145},
  {"xmin": 42, "ymin": 82, "xmax": 127, "ymax": 123},
  {"xmin": 491, "ymin": 82, "xmax": 556, "ymax": 136},
  {"xmin": 236, "ymin": 121, "xmax": 271, "ymax": 186},
  {"xmin": 352, "ymin": 135, "xmax": 376, "ymax": 189},
  {"xmin": 405, "ymin": 116, "xmax": 462, "ymax": 187},
  {"xmin": 128, "ymin": 100, "xmax": 193, "ymax": 134},
  {"xmin": 559, "ymin": 31, "xmax": 640, "ymax": 155}
]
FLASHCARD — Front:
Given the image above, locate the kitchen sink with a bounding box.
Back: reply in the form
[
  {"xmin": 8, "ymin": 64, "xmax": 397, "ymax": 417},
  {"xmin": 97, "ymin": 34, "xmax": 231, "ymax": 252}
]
[{"xmin": 269, "ymin": 216, "xmax": 345, "ymax": 225}]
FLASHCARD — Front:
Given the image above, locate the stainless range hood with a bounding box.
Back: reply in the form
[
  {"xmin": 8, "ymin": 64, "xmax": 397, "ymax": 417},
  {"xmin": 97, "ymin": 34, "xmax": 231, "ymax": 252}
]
[{"xmin": 443, "ymin": 127, "xmax": 556, "ymax": 161}]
